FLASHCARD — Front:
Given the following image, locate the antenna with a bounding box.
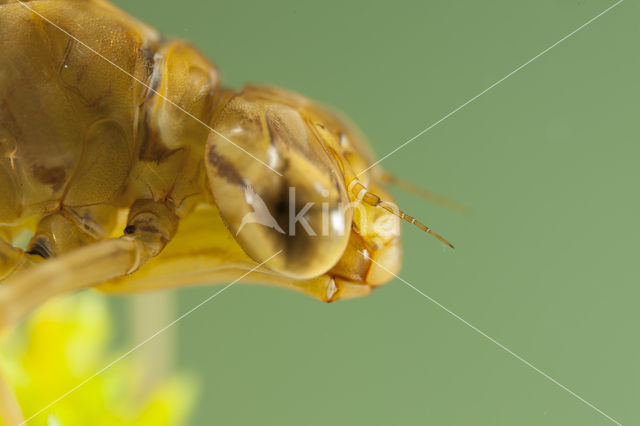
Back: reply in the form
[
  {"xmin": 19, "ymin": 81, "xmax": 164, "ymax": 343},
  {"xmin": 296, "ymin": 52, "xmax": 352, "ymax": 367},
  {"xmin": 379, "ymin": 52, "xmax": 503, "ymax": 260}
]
[
  {"xmin": 380, "ymin": 172, "xmax": 469, "ymax": 214},
  {"xmin": 348, "ymin": 180, "xmax": 454, "ymax": 249}
]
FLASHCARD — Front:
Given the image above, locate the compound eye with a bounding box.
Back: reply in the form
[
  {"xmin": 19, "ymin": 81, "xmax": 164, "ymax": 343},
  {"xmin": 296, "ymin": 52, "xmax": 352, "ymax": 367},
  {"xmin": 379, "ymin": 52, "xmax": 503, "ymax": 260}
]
[{"xmin": 206, "ymin": 95, "xmax": 352, "ymax": 279}]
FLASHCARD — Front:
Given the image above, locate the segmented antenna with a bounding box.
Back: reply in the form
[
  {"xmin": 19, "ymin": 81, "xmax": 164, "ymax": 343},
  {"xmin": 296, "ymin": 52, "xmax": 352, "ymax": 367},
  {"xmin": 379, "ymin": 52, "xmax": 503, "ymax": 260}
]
[{"xmin": 348, "ymin": 180, "xmax": 455, "ymax": 249}]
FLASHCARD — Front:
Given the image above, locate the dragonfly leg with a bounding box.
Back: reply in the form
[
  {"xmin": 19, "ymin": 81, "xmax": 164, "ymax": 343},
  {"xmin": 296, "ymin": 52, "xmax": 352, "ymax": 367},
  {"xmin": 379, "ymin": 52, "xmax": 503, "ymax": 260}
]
[
  {"xmin": 0, "ymin": 200, "xmax": 180, "ymax": 335},
  {"xmin": 0, "ymin": 239, "xmax": 35, "ymax": 282}
]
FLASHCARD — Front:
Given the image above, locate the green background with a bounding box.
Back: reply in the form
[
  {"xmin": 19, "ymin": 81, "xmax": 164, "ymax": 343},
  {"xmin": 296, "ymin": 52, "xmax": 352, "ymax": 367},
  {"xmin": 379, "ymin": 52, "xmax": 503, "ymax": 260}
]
[{"xmin": 109, "ymin": 1, "xmax": 638, "ymax": 425}]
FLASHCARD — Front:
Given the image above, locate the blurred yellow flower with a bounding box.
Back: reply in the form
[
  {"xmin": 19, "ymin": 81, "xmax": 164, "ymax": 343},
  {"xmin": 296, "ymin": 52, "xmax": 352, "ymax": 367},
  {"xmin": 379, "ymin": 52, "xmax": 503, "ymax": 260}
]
[{"xmin": 0, "ymin": 291, "xmax": 197, "ymax": 426}]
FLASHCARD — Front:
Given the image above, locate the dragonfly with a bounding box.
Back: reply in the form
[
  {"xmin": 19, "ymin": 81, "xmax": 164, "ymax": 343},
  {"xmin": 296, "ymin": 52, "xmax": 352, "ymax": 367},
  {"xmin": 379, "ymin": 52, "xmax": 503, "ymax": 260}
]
[{"xmin": 0, "ymin": 0, "xmax": 458, "ymax": 336}]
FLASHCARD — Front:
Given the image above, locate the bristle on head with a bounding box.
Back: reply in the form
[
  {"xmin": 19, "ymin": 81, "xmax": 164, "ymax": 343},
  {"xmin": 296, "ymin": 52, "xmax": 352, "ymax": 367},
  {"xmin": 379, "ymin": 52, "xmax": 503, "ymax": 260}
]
[{"xmin": 348, "ymin": 180, "xmax": 455, "ymax": 249}]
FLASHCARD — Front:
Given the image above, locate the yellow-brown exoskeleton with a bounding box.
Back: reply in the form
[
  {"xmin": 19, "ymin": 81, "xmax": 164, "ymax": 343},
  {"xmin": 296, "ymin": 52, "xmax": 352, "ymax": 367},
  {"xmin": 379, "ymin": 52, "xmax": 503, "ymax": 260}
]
[{"xmin": 0, "ymin": 0, "xmax": 455, "ymax": 333}]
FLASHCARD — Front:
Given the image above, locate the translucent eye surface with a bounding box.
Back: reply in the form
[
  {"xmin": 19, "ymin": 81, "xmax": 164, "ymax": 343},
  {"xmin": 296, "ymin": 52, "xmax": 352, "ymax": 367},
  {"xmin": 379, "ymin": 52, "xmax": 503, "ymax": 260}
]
[{"xmin": 205, "ymin": 88, "xmax": 352, "ymax": 279}]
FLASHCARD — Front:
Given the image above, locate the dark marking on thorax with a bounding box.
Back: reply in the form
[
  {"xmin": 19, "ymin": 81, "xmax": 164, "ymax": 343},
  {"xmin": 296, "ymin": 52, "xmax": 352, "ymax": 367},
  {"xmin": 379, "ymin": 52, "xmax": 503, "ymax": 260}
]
[{"xmin": 32, "ymin": 164, "xmax": 66, "ymax": 192}]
